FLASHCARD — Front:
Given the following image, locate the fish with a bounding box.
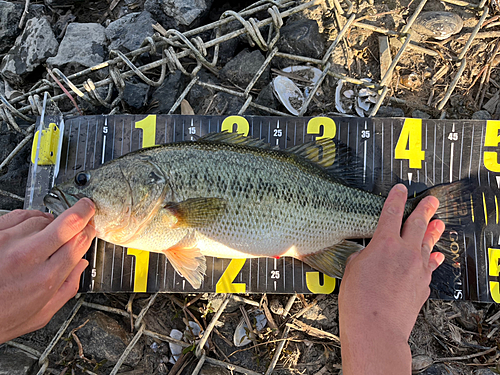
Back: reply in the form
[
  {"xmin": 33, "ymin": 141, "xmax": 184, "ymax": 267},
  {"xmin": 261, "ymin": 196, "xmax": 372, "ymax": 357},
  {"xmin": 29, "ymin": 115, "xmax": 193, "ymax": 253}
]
[{"xmin": 44, "ymin": 131, "xmax": 473, "ymax": 289}]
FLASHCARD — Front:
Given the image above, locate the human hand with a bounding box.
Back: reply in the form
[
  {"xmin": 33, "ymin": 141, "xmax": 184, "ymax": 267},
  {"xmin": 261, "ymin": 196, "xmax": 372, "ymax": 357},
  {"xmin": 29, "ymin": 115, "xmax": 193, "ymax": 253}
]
[
  {"xmin": 338, "ymin": 184, "xmax": 445, "ymax": 375},
  {"xmin": 0, "ymin": 199, "xmax": 95, "ymax": 344}
]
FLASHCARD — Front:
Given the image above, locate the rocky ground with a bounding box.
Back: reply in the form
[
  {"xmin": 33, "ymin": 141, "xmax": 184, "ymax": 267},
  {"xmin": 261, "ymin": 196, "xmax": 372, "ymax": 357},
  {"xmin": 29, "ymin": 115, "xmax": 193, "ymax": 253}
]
[{"xmin": 0, "ymin": 0, "xmax": 500, "ymax": 374}]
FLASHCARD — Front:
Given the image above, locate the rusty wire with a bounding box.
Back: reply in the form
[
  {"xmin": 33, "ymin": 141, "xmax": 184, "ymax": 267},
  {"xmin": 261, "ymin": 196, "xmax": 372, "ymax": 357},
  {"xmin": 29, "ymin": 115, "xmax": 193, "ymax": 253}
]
[{"xmin": 1, "ymin": 0, "xmax": 495, "ymax": 373}]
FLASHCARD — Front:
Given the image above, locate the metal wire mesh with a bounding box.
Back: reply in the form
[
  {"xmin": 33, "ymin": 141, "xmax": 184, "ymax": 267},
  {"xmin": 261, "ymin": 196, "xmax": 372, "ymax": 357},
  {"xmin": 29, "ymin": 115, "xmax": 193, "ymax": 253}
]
[{"xmin": 0, "ymin": 0, "xmax": 495, "ymax": 372}]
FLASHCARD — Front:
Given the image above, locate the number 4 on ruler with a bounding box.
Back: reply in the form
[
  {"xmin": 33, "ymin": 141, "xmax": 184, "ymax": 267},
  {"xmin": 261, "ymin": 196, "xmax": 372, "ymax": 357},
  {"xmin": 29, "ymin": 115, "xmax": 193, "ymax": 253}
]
[{"xmin": 395, "ymin": 118, "xmax": 425, "ymax": 169}]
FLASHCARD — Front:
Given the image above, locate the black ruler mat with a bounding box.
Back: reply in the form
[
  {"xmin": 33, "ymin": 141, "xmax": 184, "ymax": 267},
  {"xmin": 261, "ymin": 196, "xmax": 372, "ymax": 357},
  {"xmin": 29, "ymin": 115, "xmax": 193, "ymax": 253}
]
[{"xmin": 24, "ymin": 114, "xmax": 500, "ymax": 302}]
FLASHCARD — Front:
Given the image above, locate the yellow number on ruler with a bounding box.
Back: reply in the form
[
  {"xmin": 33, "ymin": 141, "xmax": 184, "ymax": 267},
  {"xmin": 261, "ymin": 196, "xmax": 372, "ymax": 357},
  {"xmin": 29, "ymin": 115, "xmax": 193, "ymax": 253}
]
[
  {"xmin": 306, "ymin": 117, "xmax": 337, "ymax": 167},
  {"xmin": 484, "ymin": 120, "xmax": 500, "ymax": 172},
  {"xmin": 221, "ymin": 115, "xmax": 249, "ymax": 136},
  {"xmin": 220, "ymin": 116, "xmax": 248, "ymax": 275},
  {"xmin": 135, "ymin": 114, "xmax": 157, "ymax": 148},
  {"xmin": 307, "ymin": 116, "xmax": 337, "ymax": 139},
  {"xmin": 489, "ymin": 248, "xmax": 500, "ymax": 303},
  {"xmin": 126, "ymin": 115, "xmax": 158, "ymax": 292},
  {"xmin": 306, "ymin": 272, "xmax": 336, "ymax": 294},
  {"xmin": 216, "ymin": 259, "xmax": 246, "ymax": 293},
  {"xmin": 127, "ymin": 249, "xmax": 150, "ymax": 293},
  {"xmin": 395, "ymin": 118, "xmax": 425, "ymax": 169}
]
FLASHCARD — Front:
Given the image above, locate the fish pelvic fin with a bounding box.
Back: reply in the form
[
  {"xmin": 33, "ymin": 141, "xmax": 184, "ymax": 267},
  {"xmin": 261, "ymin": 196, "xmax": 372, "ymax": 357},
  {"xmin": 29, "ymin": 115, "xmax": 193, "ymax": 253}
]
[
  {"xmin": 300, "ymin": 240, "xmax": 364, "ymax": 279},
  {"xmin": 162, "ymin": 243, "xmax": 206, "ymax": 289},
  {"xmin": 165, "ymin": 197, "xmax": 227, "ymax": 228}
]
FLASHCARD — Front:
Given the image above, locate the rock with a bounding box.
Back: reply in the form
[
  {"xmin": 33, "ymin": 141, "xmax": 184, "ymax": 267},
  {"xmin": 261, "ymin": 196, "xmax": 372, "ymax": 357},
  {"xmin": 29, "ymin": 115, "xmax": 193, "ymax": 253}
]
[
  {"xmin": 472, "ymin": 110, "xmax": 491, "ymax": 120},
  {"xmin": 208, "ymin": 92, "xmax": 257, "ymax": 115},
  {"xmin": 149, "ymin": 70, "xmax": 184, "ymax": 113},
  {"xmin": 0, "ymin": 131, "xmax": 30, "ymax": 210},
  {"xmin": 200, "ymin": 364, "xmax": 231, "ymax": 375},
  {"xmin": 44, "ymin": 0, "xmax": 85, "ymax": 7},
  {"xmin": 25, "ymin": 4, "xmax": 47, "ymax": 19},
  {"xmin": 145, "ymin": 0, "xmax": 213, "ymax": 29},
  {"xmin": 0, "ymin": 347, "xmax": 37, "ymax": 375},
  {"xmin": 412, "ymin": 110, "xmax": 431, "ymax": 119},
  {"xmin": 105, "ymin": 11, "xmax": 156, "ymax": 53},
  {"xmin": 47, "ymin": 23, "xmax": 107, "ymax": 69},
  {"xmin": 255, "ymin": 83, "xmax": 279, "ymax": 114},
  {"xmin": 3, "ymin": 80, "xmax": 23, "ymax": 101},
  {"xmin": 77, "ymin": 311, "xmax": 142, "ymax": 366},
  {"xmin": 187, "ymin": 69, "xmax": 221, "ymax": 114},
  {"xmin": 123, "ymin": 80, "xmax": 150, "ymax": 109},
  {"xmin": 423, "ymin": 364, "xmax": 454, "ymax": 375},
  {"xmin": 219, "ymin": 49, "xmax": 270, "ymax": 90},
  {"xmin": 412, "ymin": 354, "xmax": 434, "ymax": 372},
  {"xmin": 474, "ymin": 370, "xmax": 497, "ymax": 375},
  {"xmin": 78, "ymin": 85, "xmax": 113, "ymax": 114},
  {"xmin": 0, "ymin": 1, "xmax": 23, "ymax": 54},
  {"xmin": 374, "ymin": 105, "xmax": 405, "ymax": 117},
  {"xmin": 0, "ymin": 17, "xmax": 59, "ymax": 87},
  {"xmin": 274, "ymin": 19, "xmax": 325, "ymax": 67}
]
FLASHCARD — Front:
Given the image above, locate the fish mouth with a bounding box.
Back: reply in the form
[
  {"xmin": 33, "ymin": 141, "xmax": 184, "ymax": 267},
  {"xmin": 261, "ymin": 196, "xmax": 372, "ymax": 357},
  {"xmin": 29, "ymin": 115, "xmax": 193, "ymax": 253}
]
[{"xmin": 43, "ymin": 187, "xmax": 85, "ymax": 216}]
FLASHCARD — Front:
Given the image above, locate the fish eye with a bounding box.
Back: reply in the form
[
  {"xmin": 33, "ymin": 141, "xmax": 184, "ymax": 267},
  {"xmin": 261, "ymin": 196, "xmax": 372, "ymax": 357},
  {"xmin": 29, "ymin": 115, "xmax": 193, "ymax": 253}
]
[{"xmin": 75, "ymin": 172, "xmax": 90, "ymax": 186}]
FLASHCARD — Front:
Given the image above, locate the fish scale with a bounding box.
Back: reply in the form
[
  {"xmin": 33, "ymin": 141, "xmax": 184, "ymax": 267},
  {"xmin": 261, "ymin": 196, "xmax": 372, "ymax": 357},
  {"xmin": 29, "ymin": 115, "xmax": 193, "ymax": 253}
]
[{"xmin": 146, "ymin": 142, "xmax": 384, "ymax": 257}]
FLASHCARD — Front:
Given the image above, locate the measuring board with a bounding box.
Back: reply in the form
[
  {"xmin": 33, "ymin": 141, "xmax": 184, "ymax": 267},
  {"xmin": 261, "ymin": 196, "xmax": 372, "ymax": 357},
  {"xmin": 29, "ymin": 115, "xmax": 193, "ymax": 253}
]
[{"xmin": 24, "ymin": 114, "xmax": 500, "ymax": 303}]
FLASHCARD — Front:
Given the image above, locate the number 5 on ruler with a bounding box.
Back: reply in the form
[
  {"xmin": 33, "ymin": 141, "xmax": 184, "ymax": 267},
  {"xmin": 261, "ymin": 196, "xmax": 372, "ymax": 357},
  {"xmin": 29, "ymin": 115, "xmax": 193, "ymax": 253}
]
[{"xmin": 126, "ymin": 115, "xmax": 157, "ymax": 292}]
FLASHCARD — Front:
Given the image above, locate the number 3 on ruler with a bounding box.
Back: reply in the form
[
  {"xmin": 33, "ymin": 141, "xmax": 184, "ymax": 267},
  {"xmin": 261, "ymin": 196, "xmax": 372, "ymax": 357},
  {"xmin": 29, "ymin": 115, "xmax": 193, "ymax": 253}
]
[
  {"xmin": 395, "ymin": 118, "xmax": 425, "ymax": 169},
  {"xmin": 126, "ymin": 115, "xmax": 157, "ymax": 292},
  {"xmin": 488, "ymin": 248, "xmax": 500, "ymax": 303}
]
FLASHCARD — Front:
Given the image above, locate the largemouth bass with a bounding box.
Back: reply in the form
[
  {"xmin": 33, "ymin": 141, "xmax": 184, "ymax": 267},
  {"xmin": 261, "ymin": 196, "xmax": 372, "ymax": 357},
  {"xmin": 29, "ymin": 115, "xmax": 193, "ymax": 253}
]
[{"xmin": 44, "ymin": 132, "xmax": 471, "ymax": 289}]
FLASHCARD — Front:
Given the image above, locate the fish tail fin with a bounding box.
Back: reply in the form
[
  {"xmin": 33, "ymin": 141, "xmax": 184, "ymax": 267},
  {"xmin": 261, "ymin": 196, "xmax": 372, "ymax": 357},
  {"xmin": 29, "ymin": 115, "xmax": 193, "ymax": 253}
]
[
  {"xmin": 300, "ymin": 240, "xmax": 364, "ymax": 279},
  {"xmin": 407, "ymin": 179, "xmax": 475, "ymax": 257},
  {"xmin": 407, "ymin": 178, "xmax": 479, "ymax": 298}
]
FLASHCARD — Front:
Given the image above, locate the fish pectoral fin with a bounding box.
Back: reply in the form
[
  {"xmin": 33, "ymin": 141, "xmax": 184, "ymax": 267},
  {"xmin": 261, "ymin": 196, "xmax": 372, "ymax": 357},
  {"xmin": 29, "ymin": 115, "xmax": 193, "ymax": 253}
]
[
  {"xmin": 164, "ymin": 197, "xmax": 227, "ymax": 228},
  {"xmin": 299, "ymin": 240, "xmax": 364, "ymax": 279},
  {"xmin": 163, "ymin": 244, "xmax": 206, "ymax": 289}
]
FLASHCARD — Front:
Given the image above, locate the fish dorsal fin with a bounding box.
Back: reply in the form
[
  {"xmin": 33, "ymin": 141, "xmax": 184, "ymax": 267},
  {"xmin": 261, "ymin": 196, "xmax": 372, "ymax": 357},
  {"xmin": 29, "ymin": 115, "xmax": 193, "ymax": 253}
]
[
  {"xmin": 299, "ymin": 240, "xmax": 364, "ymax": 279},
  {"xmin": 165, "ymin": 197, "xmax": 227, "ymax": 228},
  {"xmin": 286, "ymin": 139, "xmax": 366, "ymax": 188},
  {"xmin": 162, "ymin": 243, "xmax": 206, "ymax": 289},
  {"xmin": 199, "ymin": 131, "xmax": 273, "ymax": 149}
]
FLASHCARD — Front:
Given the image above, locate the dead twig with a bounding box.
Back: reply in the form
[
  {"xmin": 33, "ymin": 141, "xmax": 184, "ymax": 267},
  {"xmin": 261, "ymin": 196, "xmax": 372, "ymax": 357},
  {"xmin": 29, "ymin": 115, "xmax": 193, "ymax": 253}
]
[
  {"xmin": 286, "ymin": 319, "xmax": 341, "ymax": 344},
  {"xmin": 69, "ymin": 319, "xmax": 90, "ymax": 359},
  {"xmin": 18, "ymin": 0, "xmax": 30, "ymax": 29},
  {"xmin": 435, "ymin": 347, "xmax": 496, "ymax": 362}
]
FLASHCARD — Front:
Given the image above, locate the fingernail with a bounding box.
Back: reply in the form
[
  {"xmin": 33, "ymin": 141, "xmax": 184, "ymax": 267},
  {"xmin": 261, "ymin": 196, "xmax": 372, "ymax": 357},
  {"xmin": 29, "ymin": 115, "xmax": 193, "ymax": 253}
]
[
  {"xmin": 394, "ymin": 184, "xmax": 407, "ymax": 193},
  {"xmin": 81, "ymin": 198, "xmax": 95, "ymax": 210},
  {"xmin": 86, "ymin": 223, "xmax": 96, "ymax": 238},
  {"xmin": 44, "ymin": 212, "xmax": 54, "ymax": 219}
]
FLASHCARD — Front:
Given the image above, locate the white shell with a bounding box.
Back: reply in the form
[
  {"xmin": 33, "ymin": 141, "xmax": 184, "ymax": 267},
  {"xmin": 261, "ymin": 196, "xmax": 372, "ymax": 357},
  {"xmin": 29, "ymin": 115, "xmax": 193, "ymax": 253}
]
[
  {"xmin": 355, "ymin": 100, "xmax": 365, "ymax": 117},
  {"xmin": 357, "ymin": 96, "xmax": 372, "ymax": 111},
  {"xmin": 233, "ymin": 310, "xmax": 267, "ymax": 347},
  {"xmin": 168, "ymin": 329, "xmax": 184, "ymax": 364},
  {"xmin": 358, "ymin": 88, "xmax": 377, "ymax": 97},
  {"xmin": 343, "ymin": 89, "xmax": 354, "ymax": 98},
  {"xmin": 272, "ymin": 76, "xmax": 304, "ymax": 116},
  {"xmin": 335, "ymin": 79, "xmax": 346, "ymax": 114},
  {"xmin": 282, "ymin": 65, "xmax": 323, "ymax": 87}
]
